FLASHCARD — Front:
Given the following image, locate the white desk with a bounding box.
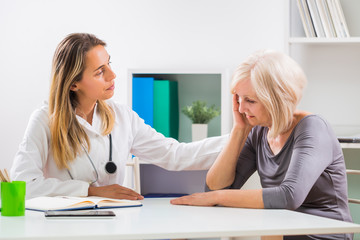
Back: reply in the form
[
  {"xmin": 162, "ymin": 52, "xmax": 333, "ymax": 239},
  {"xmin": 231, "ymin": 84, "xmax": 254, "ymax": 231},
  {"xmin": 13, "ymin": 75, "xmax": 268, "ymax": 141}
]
[{"xmin": 1, "ymin": 198, "xmax": 360, "ymax": 240}]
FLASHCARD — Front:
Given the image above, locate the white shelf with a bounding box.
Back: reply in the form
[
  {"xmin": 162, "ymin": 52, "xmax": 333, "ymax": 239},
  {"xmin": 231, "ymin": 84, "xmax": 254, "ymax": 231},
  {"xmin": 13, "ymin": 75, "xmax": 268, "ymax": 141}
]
[
  {"xmin": 341, "ymin": 143, "xmax": 360, "ymax": 149},
  {"xmin": 287, "ymin": 1, "xmax": 360, "ymax": 149},
  {"xmin": 287, "ymin": 0, "xmax": 360, "ymax": 142},
  {"xmin": 289, "ymin": 37, "xmax": 360, "ymax": 44}
]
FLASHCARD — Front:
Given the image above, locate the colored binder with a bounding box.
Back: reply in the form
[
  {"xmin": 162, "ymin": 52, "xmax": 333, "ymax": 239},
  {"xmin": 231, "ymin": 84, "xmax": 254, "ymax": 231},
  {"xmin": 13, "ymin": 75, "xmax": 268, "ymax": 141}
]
[
  {"xmin": 132, "ymin": 77, "xmax": 154, "ymax": 127},
  {"xmin": 153, "ymin": 80, "xmax": 179, "ymax": 139}
]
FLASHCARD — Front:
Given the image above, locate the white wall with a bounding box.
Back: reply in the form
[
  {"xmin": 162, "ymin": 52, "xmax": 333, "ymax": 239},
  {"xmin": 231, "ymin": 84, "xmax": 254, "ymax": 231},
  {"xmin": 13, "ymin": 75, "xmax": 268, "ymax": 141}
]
[{"xmin": 0, "ymin": 0, "xmax": 286, "ymax": 169}]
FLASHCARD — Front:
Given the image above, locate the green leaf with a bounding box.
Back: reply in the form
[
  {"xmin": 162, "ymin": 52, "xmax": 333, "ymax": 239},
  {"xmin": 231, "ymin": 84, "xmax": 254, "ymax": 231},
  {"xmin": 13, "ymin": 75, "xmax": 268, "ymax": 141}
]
[{"xmin": 181, "ymin": 100, "xmax": 220, "ymax": 124}]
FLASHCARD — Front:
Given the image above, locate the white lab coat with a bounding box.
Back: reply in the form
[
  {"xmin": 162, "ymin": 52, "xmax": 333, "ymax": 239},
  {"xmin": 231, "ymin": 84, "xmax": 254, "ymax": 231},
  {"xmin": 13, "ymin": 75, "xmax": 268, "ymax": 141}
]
[{"xmin": 11, "ymin": 100, "xmax": 228, "ymax": 199}]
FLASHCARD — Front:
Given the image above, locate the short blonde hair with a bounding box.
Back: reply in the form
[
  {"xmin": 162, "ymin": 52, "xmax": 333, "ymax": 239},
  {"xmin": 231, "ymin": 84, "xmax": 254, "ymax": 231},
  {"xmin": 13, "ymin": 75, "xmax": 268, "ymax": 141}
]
[{"xmin": 231, "ymin": 49, "xmax": 307, "ymax": 138}]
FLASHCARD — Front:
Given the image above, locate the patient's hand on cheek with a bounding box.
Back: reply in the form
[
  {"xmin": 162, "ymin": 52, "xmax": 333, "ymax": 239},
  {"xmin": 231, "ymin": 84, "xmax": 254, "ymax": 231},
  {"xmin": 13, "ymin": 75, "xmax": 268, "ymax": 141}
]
[{"xmin": 232, "ymin": 94, "xmax": 251, "ymax": 132}]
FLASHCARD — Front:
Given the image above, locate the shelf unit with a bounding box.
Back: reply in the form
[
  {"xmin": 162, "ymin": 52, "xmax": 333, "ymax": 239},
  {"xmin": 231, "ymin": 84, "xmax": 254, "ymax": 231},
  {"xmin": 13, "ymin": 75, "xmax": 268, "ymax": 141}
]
[
  {"xmin": 127, "ymin": 69, "xmax": 232, "ymax": 139},
  {"xmin": 285, "ymin": 0, "xmax": 360, "ymax": 50},
  {"xmin": 126, "ymin": 68, "xmax": 232, "ymax": 195},
  {"xmin": 286, "ymin": 0, "xmax": 360, "ymax": 236},
  {"xmin": 286, "ymin": 0, "xmax": 360, "ymax": 145}
]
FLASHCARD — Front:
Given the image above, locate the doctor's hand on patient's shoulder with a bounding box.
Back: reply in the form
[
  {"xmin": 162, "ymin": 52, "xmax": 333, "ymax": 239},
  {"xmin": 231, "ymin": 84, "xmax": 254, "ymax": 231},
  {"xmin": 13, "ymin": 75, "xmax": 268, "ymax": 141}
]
[{"xmin": 88, "ymin": 184, "xmax": 144, "ymax": 200}]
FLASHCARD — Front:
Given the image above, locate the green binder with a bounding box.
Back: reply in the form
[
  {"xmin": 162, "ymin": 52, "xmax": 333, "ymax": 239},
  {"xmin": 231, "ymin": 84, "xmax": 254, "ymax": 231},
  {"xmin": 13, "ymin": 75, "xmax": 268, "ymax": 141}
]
[{"xmin": 153, "ymin": 80, "xmax": 179, "ymax": 139}]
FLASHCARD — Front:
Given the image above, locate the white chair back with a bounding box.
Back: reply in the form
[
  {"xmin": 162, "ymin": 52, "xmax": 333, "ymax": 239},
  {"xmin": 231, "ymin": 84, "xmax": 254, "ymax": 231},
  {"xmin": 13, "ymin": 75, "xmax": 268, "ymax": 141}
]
[{"xmin": 125, "ymin": 157, "xmax": 141, "ymax": 194}]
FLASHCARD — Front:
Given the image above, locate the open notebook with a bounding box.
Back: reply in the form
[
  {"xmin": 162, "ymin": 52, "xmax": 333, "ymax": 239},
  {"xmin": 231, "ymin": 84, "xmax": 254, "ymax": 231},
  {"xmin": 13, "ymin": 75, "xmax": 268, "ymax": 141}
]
[{"xmin": 26, "ymin": 196, "xmax": 142, "ymax": 212}]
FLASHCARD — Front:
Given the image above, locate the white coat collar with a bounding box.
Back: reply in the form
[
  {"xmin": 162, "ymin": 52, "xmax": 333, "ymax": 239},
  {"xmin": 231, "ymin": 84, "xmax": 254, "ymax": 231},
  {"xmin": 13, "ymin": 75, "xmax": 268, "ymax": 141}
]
[{"xmin": 75, "ymin": 103, "xmax": 102, "ymax": 136}]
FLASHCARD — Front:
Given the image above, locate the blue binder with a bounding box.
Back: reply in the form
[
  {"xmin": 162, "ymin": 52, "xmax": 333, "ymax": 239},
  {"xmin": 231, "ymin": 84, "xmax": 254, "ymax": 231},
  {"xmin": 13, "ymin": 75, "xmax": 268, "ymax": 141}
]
[{"xmin": 132, "ymin": 77, "xmax": 154, "ymax": 127}]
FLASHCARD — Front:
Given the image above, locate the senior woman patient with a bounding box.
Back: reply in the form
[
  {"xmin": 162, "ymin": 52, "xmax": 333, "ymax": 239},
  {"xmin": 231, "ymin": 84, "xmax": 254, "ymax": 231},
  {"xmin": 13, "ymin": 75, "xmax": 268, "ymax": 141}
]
[{"xmin": 171, "ymin": 49, "xmax": 353, "ymax": 240}]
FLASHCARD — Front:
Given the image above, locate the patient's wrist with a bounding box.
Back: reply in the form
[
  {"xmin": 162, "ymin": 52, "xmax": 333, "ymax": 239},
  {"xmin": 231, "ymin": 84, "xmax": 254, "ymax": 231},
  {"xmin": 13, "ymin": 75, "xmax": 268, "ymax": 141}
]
[{"xmin": 212, "ymin": 190, "xmax": 223, "ymax": 205}]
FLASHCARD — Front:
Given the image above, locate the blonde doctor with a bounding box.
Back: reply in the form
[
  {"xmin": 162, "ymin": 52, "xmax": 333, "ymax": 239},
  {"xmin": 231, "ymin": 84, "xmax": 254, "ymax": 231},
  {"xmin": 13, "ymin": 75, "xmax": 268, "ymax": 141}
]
[{"xmin": 11, "ymin": 33, "xmax": 227, "ymax": 200}]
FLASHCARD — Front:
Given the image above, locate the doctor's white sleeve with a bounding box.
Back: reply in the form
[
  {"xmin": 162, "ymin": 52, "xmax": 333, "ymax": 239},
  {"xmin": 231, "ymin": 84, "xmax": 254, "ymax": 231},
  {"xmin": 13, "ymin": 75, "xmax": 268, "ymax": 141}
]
[
  {"xmin": 10, "ymin": 107, "xmax": 89, "ymax": 199},
  {"xmin": 128, "ymin": 107, "xmax": 229, "ymax": 171}
]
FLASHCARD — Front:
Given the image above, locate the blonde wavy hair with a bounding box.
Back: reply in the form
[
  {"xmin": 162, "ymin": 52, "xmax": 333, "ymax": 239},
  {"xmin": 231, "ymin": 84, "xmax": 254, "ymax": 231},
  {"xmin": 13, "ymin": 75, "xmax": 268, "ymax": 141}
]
[
  {"xmin": 231, "ymin": 49, "xmax": 307, "ymax": 138},
  {"xmin": 49, "ymin": 33, "xmax": 115, "ymax": 169}
]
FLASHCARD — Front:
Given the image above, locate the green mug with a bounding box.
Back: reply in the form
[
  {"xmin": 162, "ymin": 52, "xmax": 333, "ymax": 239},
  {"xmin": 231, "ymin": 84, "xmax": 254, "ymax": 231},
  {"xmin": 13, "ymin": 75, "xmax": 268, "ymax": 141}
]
[{"xmin": 1, "ymin": 181, "xmax": 26, "ymax": 216}]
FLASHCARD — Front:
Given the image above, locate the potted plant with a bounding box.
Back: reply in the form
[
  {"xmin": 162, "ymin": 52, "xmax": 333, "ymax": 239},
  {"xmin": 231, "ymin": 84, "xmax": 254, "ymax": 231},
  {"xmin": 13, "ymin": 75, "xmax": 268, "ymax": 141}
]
[{"xmin": 181, "ymin": 100, "xmax": 220, "ymax": 141}]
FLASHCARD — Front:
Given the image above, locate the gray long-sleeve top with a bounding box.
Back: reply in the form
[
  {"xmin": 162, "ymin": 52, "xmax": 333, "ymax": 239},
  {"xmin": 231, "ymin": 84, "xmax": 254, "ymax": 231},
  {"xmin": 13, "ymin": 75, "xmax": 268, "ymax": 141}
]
[{"xmin": 229, "ymin": 115, "xmax": 353, "ymax": 240}]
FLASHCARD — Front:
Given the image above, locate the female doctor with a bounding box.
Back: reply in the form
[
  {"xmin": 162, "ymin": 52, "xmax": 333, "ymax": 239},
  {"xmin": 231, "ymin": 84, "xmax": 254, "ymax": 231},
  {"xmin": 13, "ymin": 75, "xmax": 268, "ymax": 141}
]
[{"xmin": 10, "ymin": 33, "xmax": 227, "ymax": 200}]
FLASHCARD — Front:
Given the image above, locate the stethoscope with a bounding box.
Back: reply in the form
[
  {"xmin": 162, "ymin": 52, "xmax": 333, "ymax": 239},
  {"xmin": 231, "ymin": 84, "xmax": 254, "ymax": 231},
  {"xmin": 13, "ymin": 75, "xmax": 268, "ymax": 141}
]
[{"xmin": 67, "ymin": 134, "xmax": 117, "ymax": 184}]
